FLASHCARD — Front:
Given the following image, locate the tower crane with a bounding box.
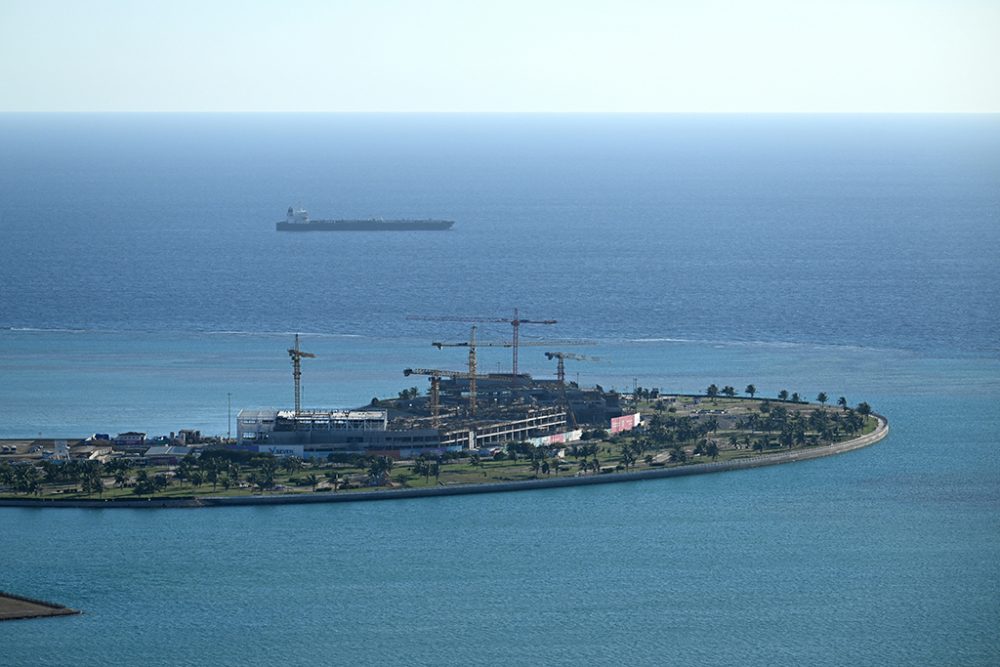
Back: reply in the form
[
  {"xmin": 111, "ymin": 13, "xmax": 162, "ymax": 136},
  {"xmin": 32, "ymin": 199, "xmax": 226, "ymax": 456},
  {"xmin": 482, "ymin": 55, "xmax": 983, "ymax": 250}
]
[
  {"xmin": 544, "ymin": 351, "xmax": 599, "ymax": 385},
  {"xmin": 288, "ymin": 334, "xmax": 316, "ymax": 415},
  {"xmin": 431, "ymin": 326, "xmax": 480, "ymax": 415},
  {"xmin": 433, "ymin": 334, "xmax": 591, "ymax": 388},
  {"xmin": 409, "ymin": 307, "xmax": 556, "ymax": 376},
  {"xmin": 403, "ymin": 367, "xmax": 495, "ymax": 427},
  {"xmin": 543, "ymin": 351, "xmax": 599, "ymax": 429}
]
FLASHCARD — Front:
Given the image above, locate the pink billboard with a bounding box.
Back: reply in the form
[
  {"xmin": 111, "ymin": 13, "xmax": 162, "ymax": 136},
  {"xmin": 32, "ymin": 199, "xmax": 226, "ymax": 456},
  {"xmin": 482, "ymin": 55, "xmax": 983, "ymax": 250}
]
[{"xmin": 610, "ymin": 412, "xmax": 641, "ymax": 434}]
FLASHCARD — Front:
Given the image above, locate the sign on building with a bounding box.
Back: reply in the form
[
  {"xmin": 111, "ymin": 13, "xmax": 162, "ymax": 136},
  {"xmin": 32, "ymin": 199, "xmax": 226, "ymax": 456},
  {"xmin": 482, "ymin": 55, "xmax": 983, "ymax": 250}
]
[{"xmin": 258, "ymin": 445, "xmax": 304, "ymax": 458}]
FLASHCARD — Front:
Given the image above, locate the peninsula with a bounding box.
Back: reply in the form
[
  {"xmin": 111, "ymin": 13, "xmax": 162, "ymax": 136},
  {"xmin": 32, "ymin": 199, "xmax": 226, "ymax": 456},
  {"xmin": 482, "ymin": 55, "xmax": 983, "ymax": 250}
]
[{"xmin": 0, "ymin": 391, "xmax": 887, "ymax": 508}]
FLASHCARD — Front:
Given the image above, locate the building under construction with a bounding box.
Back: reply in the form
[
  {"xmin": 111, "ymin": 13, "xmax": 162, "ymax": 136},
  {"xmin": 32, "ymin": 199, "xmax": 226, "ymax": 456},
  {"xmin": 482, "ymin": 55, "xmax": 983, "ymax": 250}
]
[
  {"xmin": 236, "ymin": 404, "xmax": 571, "ymax": 460},
  {"xmin": 235, "ymin": 327, "xmax": 630, "ymax": 460}
]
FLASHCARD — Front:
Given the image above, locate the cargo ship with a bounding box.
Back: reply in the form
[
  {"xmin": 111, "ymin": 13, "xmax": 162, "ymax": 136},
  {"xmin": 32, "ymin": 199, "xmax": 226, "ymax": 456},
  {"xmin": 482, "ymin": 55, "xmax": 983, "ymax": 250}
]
[{"xmin": 276, "ymin": 207, "xmax": 454, "ymax": 231}]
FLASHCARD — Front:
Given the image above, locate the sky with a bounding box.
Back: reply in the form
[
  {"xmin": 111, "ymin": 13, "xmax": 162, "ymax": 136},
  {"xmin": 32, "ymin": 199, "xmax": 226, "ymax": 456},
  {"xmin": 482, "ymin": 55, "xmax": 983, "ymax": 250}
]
[{"xmin": 0, "ymin": 0, "xmax": 998, "ymax": 112}]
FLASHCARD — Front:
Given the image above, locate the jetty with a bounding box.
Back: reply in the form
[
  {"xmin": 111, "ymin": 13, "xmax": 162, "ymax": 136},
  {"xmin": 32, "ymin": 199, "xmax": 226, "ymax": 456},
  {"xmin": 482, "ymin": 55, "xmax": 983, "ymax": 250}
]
[{"xmin": 0, "ymin": 592, "xmax": 80, "ymax": 622}]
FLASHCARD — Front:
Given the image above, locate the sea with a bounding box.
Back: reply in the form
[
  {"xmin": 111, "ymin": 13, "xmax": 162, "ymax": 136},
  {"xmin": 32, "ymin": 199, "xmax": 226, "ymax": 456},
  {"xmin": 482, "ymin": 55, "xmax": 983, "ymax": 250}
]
[{"xmin": 1, "ymin": 114, "xmax": 998, "ymax": 666}]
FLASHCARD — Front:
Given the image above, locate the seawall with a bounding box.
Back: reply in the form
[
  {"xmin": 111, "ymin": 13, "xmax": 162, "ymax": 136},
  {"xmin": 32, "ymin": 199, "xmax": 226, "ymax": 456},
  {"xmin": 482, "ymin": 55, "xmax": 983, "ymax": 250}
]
[{"xmin": 0, "ymin": 415, "xmax": 888, "ymax": 510}]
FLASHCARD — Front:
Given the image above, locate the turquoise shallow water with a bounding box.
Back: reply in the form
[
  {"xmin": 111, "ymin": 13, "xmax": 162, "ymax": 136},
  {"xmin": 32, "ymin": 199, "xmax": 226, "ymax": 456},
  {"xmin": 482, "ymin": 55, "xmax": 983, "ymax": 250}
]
[{"xmin": 1, "ymin": 115, "xmax": 999, "ymax": 664}]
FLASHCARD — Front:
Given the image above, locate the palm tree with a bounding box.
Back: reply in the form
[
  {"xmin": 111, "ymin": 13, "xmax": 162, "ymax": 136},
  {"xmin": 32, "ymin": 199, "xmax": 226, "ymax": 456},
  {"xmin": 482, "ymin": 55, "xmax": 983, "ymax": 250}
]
[
  {"xmin": 260, "ymin": 459, "xmax": 277, "ymax": 491},
  {"xmin": 305, "ymin": 473, "xmax": 319, "ymax": 491},
  {"xmin": 838, "ymin": 396, "xmax": 848, "ymax": 411},
  {"xmin": 153, "ymin": 474, "xmax": 168, "ymax": 492},
  {"xmin": 16, "ymin": 466, "xmax": 41, "ymax": 495},
  {"xmin": 0, "ymin": 462, "xmax": 14, "ymax": 488},
  {"xmin": 856, "ymin": 402, "xmax": 872, "ymax": 420},
  {"xmin": 415, "ymin": 457, "xmax": 432, "ymax": 482},
  {"xmin": 206, "ymin": 465, "xmax": 219, "ymax": 491},
  {"xmin": 745, "ymin": 384, "xmax": 757, "ymax": 399},
  {"xmin": 705, "ymin": 441, "xmax": 720, "ymax": 461},
  {"xmin": 620, "ymin": 446, "xmax": 636, "ymax": 471},
  {"xmin": 367, "ymin": 456, "xmax": 394, "ymax": 486},
  {"xmin": 83, "ymin": 468, "xmax": 104, "ymax": 496},
  {"xmin": 817, "ymin": 392, "xmax": 828, "ymax": 406}
]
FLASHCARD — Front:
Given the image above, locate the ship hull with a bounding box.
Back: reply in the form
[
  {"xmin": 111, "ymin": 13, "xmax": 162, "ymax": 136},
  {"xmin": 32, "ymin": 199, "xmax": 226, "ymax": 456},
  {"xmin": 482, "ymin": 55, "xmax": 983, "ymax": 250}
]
[{"xmin": 277, "ymin": 219, "xmax": 454, "ymax": 231}]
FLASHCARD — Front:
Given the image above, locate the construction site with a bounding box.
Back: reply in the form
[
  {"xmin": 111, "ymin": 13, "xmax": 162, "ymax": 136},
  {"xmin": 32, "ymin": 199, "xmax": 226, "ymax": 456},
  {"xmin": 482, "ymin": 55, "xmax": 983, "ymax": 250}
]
[{"xmin": 236, "ymin": 310, "xmax": 637, "ymax": 460}]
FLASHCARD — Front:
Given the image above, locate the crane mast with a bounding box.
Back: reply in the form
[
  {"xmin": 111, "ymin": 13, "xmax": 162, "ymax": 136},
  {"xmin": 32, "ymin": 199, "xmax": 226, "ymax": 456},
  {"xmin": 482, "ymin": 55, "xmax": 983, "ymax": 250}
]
[
  {"xmin": 287, "ymin": 334, "xmax": 316, "ymax": 415},
  {"xmin": 404, "ymin": 367, "xmax": 494, "ymax": 427},
  {"xmin": 543, "ymin": 351, "xmax": 597, "ymax": 429},
  {"xmin": 543, "ymin": 351, "xmax": 597, "ymax": 384},
  {"xmin": 468, "ymin": 326, "xmax": 477, "ymax": 416},
  {"xmin": 432, "ymin": 326, "xmax": 480, "ymax": 415}
]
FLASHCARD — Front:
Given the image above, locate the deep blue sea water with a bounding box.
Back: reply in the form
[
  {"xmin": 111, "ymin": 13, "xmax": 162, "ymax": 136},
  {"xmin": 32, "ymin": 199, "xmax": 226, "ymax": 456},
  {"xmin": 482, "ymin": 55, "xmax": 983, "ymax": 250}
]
[{"xmin": 1, "ymin": 114, "xmax": 998, "ymax": 665}]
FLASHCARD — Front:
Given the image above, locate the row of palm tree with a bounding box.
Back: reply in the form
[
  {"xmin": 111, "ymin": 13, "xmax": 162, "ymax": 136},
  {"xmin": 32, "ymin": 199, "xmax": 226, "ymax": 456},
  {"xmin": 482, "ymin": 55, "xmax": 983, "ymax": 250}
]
[
  {"xmin": 0, "ymin": 459, "xmax": 110, "ymax": 496},
  {"xmin": 704, "ymin": 383, "xmax": 853, "ymax": 409},
  {"xmin": 0, "ymin": 463, "xmax": 42, "ymax": 495}
]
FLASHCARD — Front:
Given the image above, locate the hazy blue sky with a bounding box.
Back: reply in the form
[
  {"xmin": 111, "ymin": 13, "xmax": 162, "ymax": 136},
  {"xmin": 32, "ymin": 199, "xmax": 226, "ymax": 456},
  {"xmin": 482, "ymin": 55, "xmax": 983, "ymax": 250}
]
[{"xmin": 1, "ymin": 0, "xmax": 997, "ymax": 112}]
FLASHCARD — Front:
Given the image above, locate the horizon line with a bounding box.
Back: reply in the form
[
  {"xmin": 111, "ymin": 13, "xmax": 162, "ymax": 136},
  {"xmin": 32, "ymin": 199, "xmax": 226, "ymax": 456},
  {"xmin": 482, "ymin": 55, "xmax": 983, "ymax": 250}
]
[{"xmin": 1, "ymin": 110, "xmax": 998, "ymax": 115}]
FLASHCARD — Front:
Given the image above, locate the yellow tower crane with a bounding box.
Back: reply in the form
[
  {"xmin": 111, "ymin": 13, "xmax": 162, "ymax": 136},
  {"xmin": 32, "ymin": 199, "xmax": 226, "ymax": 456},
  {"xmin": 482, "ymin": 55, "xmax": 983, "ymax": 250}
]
[
  {"xmin": 432, "ymin": 326, "xmax": 480, "ymax": 415},
  {"xmin": 403, "ymin": 367, "xmax": 495, "ymax": 428},
  {"xmin": 288, "ymin": 334, "xmax": 316, "ymax": 415},
  {"xmin": 409, "ymin": 308, "xmax": 556, "ymax": 377}
]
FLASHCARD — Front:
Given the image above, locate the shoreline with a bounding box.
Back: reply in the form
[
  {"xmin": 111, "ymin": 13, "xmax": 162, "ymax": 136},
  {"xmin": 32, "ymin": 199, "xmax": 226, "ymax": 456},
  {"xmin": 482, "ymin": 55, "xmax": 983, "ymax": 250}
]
[{"xmin": 0, "ymin": 415, "xmax": 888, "ymax": 509}]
